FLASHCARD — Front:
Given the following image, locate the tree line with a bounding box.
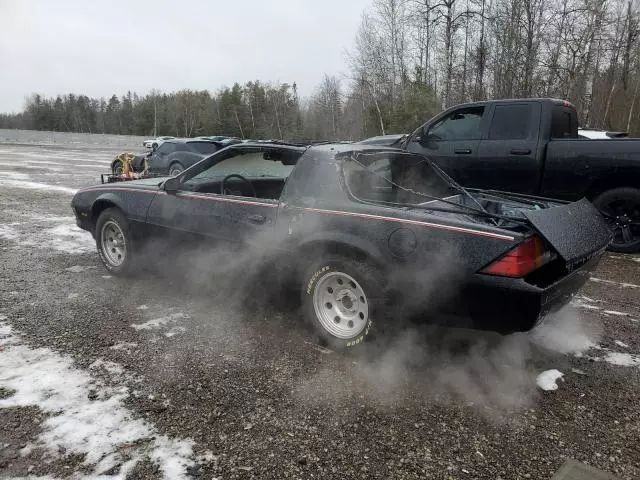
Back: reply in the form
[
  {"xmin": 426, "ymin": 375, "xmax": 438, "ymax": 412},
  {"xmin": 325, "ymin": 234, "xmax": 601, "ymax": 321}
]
[{"xmin": 1, "ymin": 0, "xmax": 638, "ymax": 140}]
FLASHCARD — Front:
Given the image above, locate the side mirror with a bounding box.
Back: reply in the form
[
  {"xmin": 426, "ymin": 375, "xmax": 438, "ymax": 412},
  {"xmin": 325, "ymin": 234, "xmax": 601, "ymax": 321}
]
[{"xmin": 163, "ymin": 177, "xmax": 179, "ymax": 194}]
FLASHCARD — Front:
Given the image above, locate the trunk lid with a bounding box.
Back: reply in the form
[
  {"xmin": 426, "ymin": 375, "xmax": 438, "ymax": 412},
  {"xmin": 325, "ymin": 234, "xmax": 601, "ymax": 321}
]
[{"xmin": 521, "ymin": 198, "xmax": 613, "ymax": 266}]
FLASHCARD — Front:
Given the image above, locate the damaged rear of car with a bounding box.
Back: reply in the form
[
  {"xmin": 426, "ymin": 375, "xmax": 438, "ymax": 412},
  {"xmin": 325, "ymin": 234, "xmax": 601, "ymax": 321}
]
[{"xmin": 286, "ymin": 146, "xmax": 612, "ymax": 346}]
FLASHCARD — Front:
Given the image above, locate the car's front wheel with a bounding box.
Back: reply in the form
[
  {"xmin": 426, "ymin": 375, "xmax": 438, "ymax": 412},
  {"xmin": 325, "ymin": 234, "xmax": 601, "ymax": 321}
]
[
  {"xmin": 95, "ymin": 208, "xmax": 135, "ymax": 275},
  {"xmin": 301, "ymin": 254, "xmax": 383, "ymax": 349},
  {"xmin": 593, "ymin": 187, "xmax": 640, "ymax": 253}
]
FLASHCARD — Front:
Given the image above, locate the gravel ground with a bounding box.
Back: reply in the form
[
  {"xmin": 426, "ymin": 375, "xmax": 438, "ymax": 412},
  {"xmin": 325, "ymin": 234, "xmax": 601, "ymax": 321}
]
[{"xmin": 0, "ymin": 139, "xmax": 639, "ymax": 480}]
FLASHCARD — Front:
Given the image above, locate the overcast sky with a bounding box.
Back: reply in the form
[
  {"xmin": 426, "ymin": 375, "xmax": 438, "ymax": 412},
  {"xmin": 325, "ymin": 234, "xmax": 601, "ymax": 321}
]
[{"xmin": 0, "ymin": 0, "xmax": 372, "ymax": 113}]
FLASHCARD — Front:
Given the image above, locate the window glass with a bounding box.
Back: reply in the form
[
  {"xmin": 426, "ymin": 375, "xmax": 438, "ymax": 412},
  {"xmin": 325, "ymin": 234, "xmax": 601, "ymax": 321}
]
[
  {"xmin": 550, "ymin": 106, "xmax": 574, "ymax": 138},
  {"xmin": 427, "ymin": 107, "xmax": 485, "ymax": 140},
  {"xmin": 343, "ymin": 152, "xmax": 456, "ymax": 204},
  {"xmin": 156, "ymin": 142, "xmax": 175, "ymax": 155},
  {"xmin": 188, "ymin": 142, "xmax": 220, "ymax": 155},
  {"xmin": 189, "ymin": 151, "xmax": 294, "ymax": 181},
  {"xmin": 489, "ymin": 104, "xmax": 532, "ymax": 140}
]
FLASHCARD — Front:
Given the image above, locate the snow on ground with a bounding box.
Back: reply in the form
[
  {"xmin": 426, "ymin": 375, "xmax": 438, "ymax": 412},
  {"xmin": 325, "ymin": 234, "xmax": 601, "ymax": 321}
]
[
  {"xmin": 0, "ymin": 214, "xmax": 94, "ymax": 255},
  {"xmin": 0, "ymin": 320, "xmax": 196, "ymax": 479},
  {"xmin": 589, "ymin": 277, "xmax": 640, "ymax": 289},
  {"xmin": 0, "ymin": 177, "xmax": 78, "ymax": 194},
  {"xmin": 131, "ymin": 313, "xmax": 190, "ymax": 331},
  {"xmin": 536, "ymin": 369, "xmax": 564, "ymax": 391}
]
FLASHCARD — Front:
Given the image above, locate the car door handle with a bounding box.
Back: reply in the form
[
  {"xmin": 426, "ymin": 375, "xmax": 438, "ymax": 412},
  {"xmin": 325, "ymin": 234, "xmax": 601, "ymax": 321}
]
[
  {"xmin": 510, "ymin": 148, "xmax": 531, "ymax": 155},
  {"xmin": 454, "ymin": 149, "xmax": 472, "ymax": 154},
  {"xmin": 247, "ymin": 214, "xmax": 267, "ymax": 224}
]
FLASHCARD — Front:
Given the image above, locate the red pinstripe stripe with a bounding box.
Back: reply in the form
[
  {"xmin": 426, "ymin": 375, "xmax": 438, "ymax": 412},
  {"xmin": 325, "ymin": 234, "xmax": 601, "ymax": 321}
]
[
  {"xmin": 302, "ymin": 207, "xmax": 515, "ymax": 241},
  {"xmin": 79, "ymin": 187, "xmax": 514, "ymax": 241}
]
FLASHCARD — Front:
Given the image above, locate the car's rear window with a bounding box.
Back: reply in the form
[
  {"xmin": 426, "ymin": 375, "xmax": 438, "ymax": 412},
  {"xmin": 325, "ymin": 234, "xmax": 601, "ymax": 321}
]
[
  {"xmin": 188, "ymin": 142, "xmax": 220, "ymax": 155},
  {"xmin": 342, "ymin": 152, "xmax": 456, "ymax": 205}
]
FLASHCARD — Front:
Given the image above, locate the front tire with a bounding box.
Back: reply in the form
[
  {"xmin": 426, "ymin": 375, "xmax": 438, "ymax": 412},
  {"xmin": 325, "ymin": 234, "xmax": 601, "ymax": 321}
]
[
  {"xmin": 95, "ymin": 208, "xmax": 135, "ymax": 276},
  {"xmin": 301, "ymin": 254, "xmax": 384, "ymax": 349},
  {"xmin": 592, "ymin": 187, "xmax": 640, "ymax": 253}
]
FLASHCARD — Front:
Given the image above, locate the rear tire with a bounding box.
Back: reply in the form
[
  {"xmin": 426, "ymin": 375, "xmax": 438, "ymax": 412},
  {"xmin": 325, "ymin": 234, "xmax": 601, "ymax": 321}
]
[
  {"xmin": 169, "ymin": 162, "xmax": 185, "ymax": 176},
  {"xmin": 112, "ymin": 160, "xmax": 124, "ymax": 175},
  {"xmin": 592, "ymin": 187, "xmax": 640, "ymax": 253},
  {"xmin": 301, "ymin": 254, "xmax": 384, "ymax": 350},
  {"xmin": 95, "ymin": 208, "xmax": 135, "ymax": 276}
]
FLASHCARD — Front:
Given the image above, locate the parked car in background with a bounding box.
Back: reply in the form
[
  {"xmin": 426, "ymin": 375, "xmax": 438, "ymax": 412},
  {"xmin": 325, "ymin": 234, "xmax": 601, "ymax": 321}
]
[
  {"xmin": 403, "ymin": 98, "xmax": 640, "ymax": 253},
  {"xmin": 145, "ymin": 138, "xmax": 222, "ymax": 176},
  {"xmin": 578, "ymin": 128, "xmax": 629, "ymax": 139},
  {"xmin": 143, "ymin": 136, "xmax": 175, "ymax": 149},
  {"xmin": 72, "ymin": 143, "xmax": 611, "ymax": 348}
]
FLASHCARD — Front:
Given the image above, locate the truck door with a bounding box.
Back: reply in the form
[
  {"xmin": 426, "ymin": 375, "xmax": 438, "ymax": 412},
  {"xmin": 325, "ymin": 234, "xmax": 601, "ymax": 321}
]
[
  {"xmin": 468, "ymin": 102, "xmax": 542, "ymax": 194},
  {"xmin": 405, "ymin": 105, "xmax": 486, "ymax": 180}
]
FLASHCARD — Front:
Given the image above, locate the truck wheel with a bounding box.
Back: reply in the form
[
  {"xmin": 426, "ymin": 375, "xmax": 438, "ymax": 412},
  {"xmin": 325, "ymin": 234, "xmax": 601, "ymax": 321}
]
[
  {"xmin": 301, "ymin": 254, "xmax": 383, "ymax": 350},
  {"xmin": 592, "ymin": 187, "xmax": 640, "ymax": 253},
  {"xmin": 95, "ymin": 208, "xmax": 135, "ymax": 276},
  {"xmin": 169, "ymin": 163, "xmax": 184, "ymax": 176}
]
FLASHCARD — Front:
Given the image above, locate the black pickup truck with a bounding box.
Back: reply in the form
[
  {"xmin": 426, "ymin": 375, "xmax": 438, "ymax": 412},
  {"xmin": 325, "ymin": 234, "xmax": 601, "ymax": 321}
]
[{"xmin": 403, "ymin": 98, "xmax": 640, "ymax": 252}]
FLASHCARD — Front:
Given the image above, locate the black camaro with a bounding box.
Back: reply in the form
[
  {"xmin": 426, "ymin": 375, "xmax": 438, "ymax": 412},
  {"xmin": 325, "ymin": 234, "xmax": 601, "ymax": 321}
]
[{"xmin": 72, "ymin": 143, "xmax": 612, "ymax": 348}]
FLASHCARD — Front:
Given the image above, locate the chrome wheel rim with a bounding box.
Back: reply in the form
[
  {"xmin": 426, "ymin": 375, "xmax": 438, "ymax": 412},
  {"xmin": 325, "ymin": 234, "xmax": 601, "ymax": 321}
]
[
  {"xmin": 101, "ymin": 220, "xmax": 126, "ymax": 267},
  {"xmin": 312, "ymin": 271, "xmax": 369, "ymax": 339}
]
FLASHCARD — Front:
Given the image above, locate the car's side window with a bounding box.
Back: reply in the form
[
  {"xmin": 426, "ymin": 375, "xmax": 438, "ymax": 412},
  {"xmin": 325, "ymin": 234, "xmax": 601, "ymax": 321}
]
[
  {"xmin": 181, "ymin": 151, "xmax": 295, "ymax": 200},
  {"xmin": 427, "ymin": 106, "xmax": 485, "ymax": 141}
]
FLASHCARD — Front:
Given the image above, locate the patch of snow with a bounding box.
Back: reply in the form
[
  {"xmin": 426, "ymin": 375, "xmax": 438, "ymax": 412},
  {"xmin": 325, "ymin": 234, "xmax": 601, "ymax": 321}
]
[
  {"xmin": 67, "ymin": 293, "xmax": 80, "ymax": 300},
  {"xmin": 536, "ymin": 369, "xmax": 564, "ymax": 391},
  {"xmin": 65, "ymin": 265, "xmax": 96, "ymax": 273},
  {"xmin": 131, "ymin": 313, "xmax": 189, "ymax": 331},
  {"xmin": 0, "ymin": 170, "xmax": 31, "ymax": 180},
  {"xmin": 614, "ymin": 340, "xmax": 629, "ymax": 348},
  {"xmin": 0, "ymin": 321, "xmax": 195, "ymax": 478},
  {"xmin": 164, "ymin": 326, "xmax": 187, "ymax": 338},
  {"xmin": 603, "ymin": 310, "xmax": 629, "ymax": 316},
  {"xmin": 45, "ymin": 224, "xmax": 94, "ymax": 254},
  {"xmin": 136, "ymin": 305, "xmax": 149, "ymax": 310},
  {"xmin": 571, "ymin": 368, "xmax": 586, "ymax": 375},
  {"xmin": 0, "ymin": 177, "xmax": 77, "ymax": 194},
  {"xmin": 603, "ymin": 352, "xmax": 640, "ymax": 368},
  {"xmin": 102, "ymin": 275, "xmax": 113, "ymax": 279},
  {"xmin": 110, "ymin": 342, "xmax": 138, "ymax": 353},
  {"xmin": 589, "ymin": 277, "xmax": 639, "ymax": 289}
]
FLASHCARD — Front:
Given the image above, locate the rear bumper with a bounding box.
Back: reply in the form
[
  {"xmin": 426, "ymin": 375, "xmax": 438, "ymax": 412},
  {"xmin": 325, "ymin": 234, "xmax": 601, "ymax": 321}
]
[
  {"xmin": 429, "ymin": 253, "xmax": 602, "ymax": 334},
  {"xmin": 457, "ymin": 255, "xmax": 602, "ymax": 333}
]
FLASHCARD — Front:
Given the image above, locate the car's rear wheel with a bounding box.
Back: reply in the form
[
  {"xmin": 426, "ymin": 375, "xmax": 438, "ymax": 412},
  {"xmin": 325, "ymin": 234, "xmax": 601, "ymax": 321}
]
[
  {"xmin": 593, "ymin": 187, "xmax": 640, "ymax": 253},
  {"xmin": 112, "ymin": 160, "xmax": 124, "ymax": 175},
  {"xmin": 301, "ymin": 254, "xmax": 383, "ymax": 349},
  {"xmin": 169, "ymin": 162, "xmax": 184, "ymax": 176},
  {"xmin": 95, "ymin": 208, "xmax": 135, "ymax": 275}
]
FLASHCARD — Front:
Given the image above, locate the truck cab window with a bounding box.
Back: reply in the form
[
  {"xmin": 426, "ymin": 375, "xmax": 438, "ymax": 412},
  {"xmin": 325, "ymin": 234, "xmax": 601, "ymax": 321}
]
[
  {"xmin": 427, "ymin": 107, "xmax": 485, "ymax": 141},
  {"xmin": 489, "ymin": 104, "xmax": 533, "ymax": 140},
  {"xmin": 550, "ymin": 106, "xmax": 577, "ymax": 139}
]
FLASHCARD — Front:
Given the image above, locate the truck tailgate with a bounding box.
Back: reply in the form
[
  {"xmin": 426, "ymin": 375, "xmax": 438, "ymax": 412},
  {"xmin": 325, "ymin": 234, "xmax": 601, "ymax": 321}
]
[{"xmin": 523, "ymin": 198, "xmax": 612, "ymax": 266}]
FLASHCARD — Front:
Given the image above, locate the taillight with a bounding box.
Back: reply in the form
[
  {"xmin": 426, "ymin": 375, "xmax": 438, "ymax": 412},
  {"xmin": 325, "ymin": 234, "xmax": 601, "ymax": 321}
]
[{"xmin": 481, "ymin": 235, "xmax": 555, "ymax": 278}]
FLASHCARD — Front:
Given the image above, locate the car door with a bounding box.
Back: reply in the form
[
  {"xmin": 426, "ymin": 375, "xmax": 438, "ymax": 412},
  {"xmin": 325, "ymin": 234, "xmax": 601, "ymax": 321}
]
[
  {"xmin": 145, "ymin": 149, "xmax": 280, "ymax": 246},
  {"xmin": 469, "ymin": 102, "xmax": 542, "ymax": 193},
  {"xmin": 405, "ymin": 105, "xmax": 487, "ymax": 181},
  {"xmin": 147, "ymin": 141, "xmax": 176, "ymax": 174}
]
